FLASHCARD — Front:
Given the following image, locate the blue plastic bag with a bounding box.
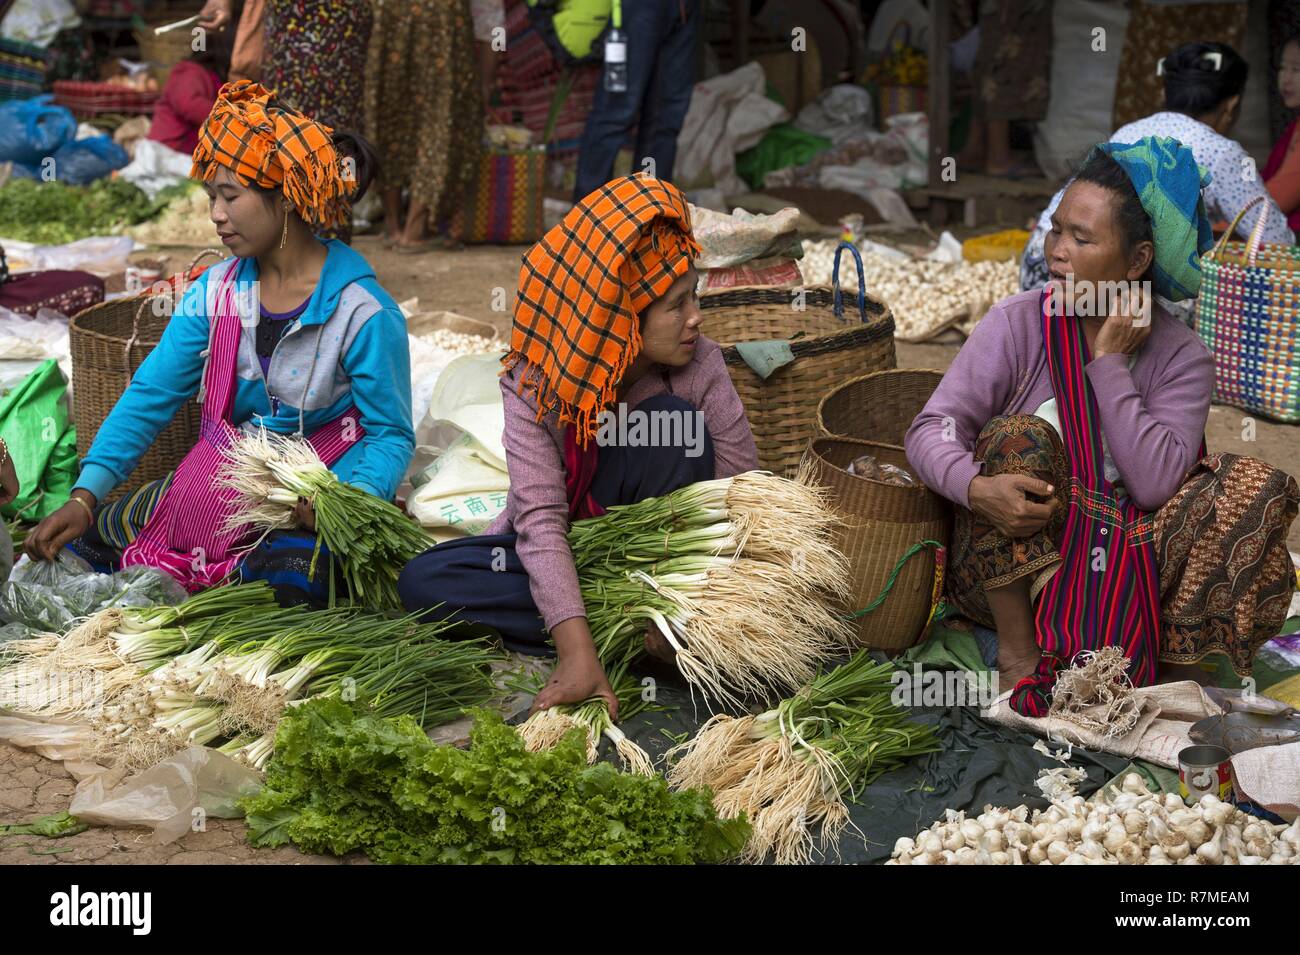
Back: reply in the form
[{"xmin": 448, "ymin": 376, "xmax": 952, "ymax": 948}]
[
  {"xmin": 0, "ymin": 96, "xmax": 77, "ymax": 165},
  {"xmin": 47, "ymin": 135, "xmax": 130, "ymax": 185}
]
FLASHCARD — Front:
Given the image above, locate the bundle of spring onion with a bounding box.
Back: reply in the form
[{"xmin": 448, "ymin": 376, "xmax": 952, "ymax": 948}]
[
  {"xmin": 0, "ymin": 582, "xmax": 281, "ymax": 719},
  {"xmin": 666, "ymin": 652, "xmax": 940, "ymax": 864},
  {"xmin": 516, "ymin": 663, "xmax": 654, "ymax": 775},
  {"xmin": 569, "ymin": 465, "xmax": 853, "ymax": 708},
  {"xmin": 90, "ymin": 606, "xmax": 500, "ymax": 772},
  {"xmin": 216, "ymin": 429, "xmax": 432, "ymax": 609}
]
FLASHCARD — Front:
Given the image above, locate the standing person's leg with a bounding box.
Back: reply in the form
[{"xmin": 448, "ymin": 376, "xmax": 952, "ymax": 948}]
[
  {"xmin": 632, "ymin": 0, "xmax": 701, "ymax": 184},
  {"xmin": 573, "ymin": 1, "xmax": 667, "ymax": 200}
]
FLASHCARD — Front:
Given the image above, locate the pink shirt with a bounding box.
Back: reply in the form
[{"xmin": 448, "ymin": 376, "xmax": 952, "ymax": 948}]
[
  {"xmin": 147, "ymin": 61, "xmax": 222, "ymax": 157},
  {"xmin": 487, "ymin": 336, "xmax": 759, "ymax": 630}
]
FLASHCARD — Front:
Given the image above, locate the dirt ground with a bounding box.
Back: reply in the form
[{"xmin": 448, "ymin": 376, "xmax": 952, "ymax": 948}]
[{"xmin": 3, "ymin": 236, "xmax": 1298, "ymax": 865}]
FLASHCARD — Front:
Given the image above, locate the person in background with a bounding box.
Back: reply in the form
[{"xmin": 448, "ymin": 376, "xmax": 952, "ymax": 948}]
[
  {"xmin": 909, "ymin": 138, "xmax": 1297, "ymax": 706},
  {"xmin": 146, "ymin": 20, "xmax": 232, "ymax": 156},
  {"xmin": 955, "ymin": 0, "xmax": 1053, "ymax": 178},
  {"xmin": 368, "ymin": 0, "xmax": 484, "ymax": 254},
  {"xmin": 573, "ymin": 0, "xmax": 700, "ymax": 202},
  {"xmin": 1264, "ymin": 31, "xmax": 1300, "ymax": 234},
  {"xmin": 398, "ymin": 176, "xmax": 758, "ymax": 716},
  {"xmin": 472, "ymin": 0, "xmax": 506, "ymax": 108},
  {"xmin": 1022, "ymin": 42, "xmax": 1294, "ymax": 300},
  {"xmin": 199, "ymin": 0, "xmax": 373, "ymax": 242}
]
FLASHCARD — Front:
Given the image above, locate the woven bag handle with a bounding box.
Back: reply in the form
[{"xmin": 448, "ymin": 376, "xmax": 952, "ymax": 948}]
[
  {"xmin": 1208, "ymin": 195, "xmax": 1265, "ymax": 261},
  {"xmin": 1244, "ymin": 196, "xmax": 1272, "ymax": 265},
  {"xmin": 123, "ymin": 248, "xmax": 227, "ymax": 362},
  {"xmin": 831, "ymin": 240, "xmax": 870, "ymax": 324}
]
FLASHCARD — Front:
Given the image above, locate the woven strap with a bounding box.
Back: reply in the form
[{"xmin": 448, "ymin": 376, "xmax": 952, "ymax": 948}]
[{"xmin": 844, "ymin": 539, "xmax": 946, "ymax": 624}]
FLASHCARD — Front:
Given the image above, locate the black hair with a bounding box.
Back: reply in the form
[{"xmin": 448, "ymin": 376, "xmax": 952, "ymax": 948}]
[
  {"xmin": 1073, "ymin": 149, "xmax": 1154, "ymax": 266},
  {"xmin": 1162, "ymin": 41, "xmax": 1248, "ymax": 116}
]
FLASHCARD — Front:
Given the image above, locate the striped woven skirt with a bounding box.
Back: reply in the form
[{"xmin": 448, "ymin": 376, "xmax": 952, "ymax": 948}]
[
  {"xmin": 947, "ymin": 414, "xmax": 1299, "ymax": 674},
  {"xmin": 68, "ymin": 475, "xmax": 342, "ymax": 608}
]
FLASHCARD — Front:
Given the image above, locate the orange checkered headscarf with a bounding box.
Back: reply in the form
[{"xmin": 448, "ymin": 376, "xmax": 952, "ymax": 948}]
[
  {"xmin": 191, "ymin": 80, "xmax": 351, "ymax": 231},
  {"xmin": 504, "ymin": 175, "xmax": 701, "ymax": 446}
]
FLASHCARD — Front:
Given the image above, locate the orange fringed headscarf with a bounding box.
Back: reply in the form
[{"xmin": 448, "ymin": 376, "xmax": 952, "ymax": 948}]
[
  {"xmin": 191, "ymin": 80, "xmax": 351, "ymax": 232},
  {"xmin": 504, "ymin": 175, "xmax": 701, "ymax": 446}
]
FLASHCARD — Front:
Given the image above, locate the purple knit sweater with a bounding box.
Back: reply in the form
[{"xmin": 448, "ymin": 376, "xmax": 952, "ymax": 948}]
[
  {"xmin": 486, "ymin": 336, "xmax": 759, "ymax": 631},
  {"xmin": 904, "ymin": 289, "xmax": 1213, "ymax": 513}
]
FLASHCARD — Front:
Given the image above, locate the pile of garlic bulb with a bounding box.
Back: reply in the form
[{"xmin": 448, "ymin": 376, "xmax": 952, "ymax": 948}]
[
  {"xmin": 799, "ymin": 239, "xmax": 1020, "ymax": 342},
  {"xmin": 887, "ymin": 773, "xmax": 1299, "ymax": 865}
]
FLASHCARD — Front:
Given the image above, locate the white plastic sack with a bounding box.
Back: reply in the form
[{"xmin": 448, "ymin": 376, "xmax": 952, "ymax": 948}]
[
  {"xmin": 675, "ymin": 61, "xmax": 789, "ymax": 197},
  {"xmin": 118, "ymin": 138, "xmax": 193, "ymax": 200},
  {"xmin": 689, "ymin": 204, "xmax": 802, "ymax": 269},
  {"xmin": 1032, "ymin": 0, "xmax": 1129, "ymax": 180},
  {"xmin": 0, "ymin": 235, "xmax": 137, "ymax": 275},
  {"xmin": 0, "ymin": 0, "xmax": 80, "ymax": 47},
  {"xmin": 406, "ymin": 353, "xmax": 510, "ymax": 541},
  {"xmin": 0, "ymin": 305, "xmax": 68, "ymax": 361},
  {"xmin": 793, "ymin": 84, "xmax": 875, "ymax": 145}
]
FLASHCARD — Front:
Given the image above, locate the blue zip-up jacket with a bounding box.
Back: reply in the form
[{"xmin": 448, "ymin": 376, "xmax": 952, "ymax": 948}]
[{"xmin": 76, "ymin": 240, "xmax": 414, "ymax": 502}]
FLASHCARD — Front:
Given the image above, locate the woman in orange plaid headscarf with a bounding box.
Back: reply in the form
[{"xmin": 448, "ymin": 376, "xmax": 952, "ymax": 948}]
[
  {"xmin": 503, "ymin": 173, "xmax": 703, "ymax": 446},
  {"xmin": 398, "ymin": 175, "xmax": 758, "ymax": 718},
  {"xmin": 192, "ymin": 79, "xmax": 355, "ymax": 233}
]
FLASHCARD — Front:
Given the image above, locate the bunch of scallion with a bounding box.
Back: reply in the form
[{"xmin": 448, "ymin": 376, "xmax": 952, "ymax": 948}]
[
  {"xmin": 516, "ymin": 663, "xmax": 655, "ymax": 775},
  {"xmin": 0, "ymin": 582, "xmax": 281, "ymax": 719},
  {"xmin": 666, "ymin": 652, "xmax": 941, "ymax": 865},
  {"xmin": 569, "ymin": 465, "xmax": 853, "ymax": 708},
  {"xmin": 216, "ymin": 428, "xmax": 432, "ymax": 609},
  {"xmin": 91, "ymin": 607, "xmax": 500, "ymax": 772}
]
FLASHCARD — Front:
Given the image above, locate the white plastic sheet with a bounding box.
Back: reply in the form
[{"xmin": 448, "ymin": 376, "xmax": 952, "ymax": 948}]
[{"xmin": 675, "ymin": 61, "xmax": 789, "ymax": 197}]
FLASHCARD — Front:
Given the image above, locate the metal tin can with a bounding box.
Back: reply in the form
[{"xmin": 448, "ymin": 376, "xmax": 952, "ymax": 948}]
[{"xmin": 1178, "ymin": 744, "xmax": 1234, "ymax": 802}]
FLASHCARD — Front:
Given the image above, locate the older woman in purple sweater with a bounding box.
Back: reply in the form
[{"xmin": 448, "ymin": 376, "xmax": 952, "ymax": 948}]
[
  {"xmin": 399, "ymin": 176, "xmax": 757, "ymax": 716},
  {"xmin": 907, "ymin": 138, "xmax": 1298, "ymax": 715}
]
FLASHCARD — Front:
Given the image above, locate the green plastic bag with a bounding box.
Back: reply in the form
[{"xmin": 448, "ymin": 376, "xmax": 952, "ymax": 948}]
[{"xmin": 0, "ymin": 359, "xmax": 77, "ymax": 522}]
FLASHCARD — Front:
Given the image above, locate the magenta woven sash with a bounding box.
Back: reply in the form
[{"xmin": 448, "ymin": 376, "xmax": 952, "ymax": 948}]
[{"xmin": 121, "ymin": 262, "xmax": 366, "ymax": 590}]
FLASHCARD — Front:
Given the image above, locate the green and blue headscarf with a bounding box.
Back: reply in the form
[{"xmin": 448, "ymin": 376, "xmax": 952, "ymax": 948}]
[{"xmin": 1089, "ymin": 136, "xmax": 1214, "ymax": 302}]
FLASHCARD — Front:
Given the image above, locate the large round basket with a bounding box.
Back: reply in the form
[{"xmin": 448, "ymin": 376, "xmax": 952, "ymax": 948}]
[
  {"xmin": 804, "ymin": 436, "xmax": 950, "ymax": 652},
  {"xmin": 699, "ymin": 242, "xmax": 896, "ymax": 475},
  {"xmin": 816, "ymin": 368, "xmax": 943, "ymax": 445},
  {"xmin": 69, "ymin": 251, "xmax": 227, "ymax": 501}
]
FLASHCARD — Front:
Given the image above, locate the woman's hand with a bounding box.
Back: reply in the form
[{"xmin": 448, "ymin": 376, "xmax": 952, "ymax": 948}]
[
  {"xmin": 0, "ymin": 451, "xmax": 18, "ymax": 509},
  {"xmin": 198, "ymin": 0, "xmax": 232, "ymax": 29},
  {"xmin": 532, "ymin": 618, "xmax": 618, "ymax": 718},
  {"xmin": 1093, "ymin": 283, "xmax": 1152, "ymax": 359},
  {"xmin": 968, "ymin": 474, "xmax": 1056, "ymax": 539},
  {"xmin": 24, "ymin": 492, "xmax": 95, "ymax": 562},
  {"xmin": 294, "ymin": 497, "xmax": 316, "ymax": 531}
]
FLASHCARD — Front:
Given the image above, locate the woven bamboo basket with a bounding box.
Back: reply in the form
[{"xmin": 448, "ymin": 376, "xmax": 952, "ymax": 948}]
[
  {"xmin": 134, "ymin": 25, "xmax": 194, "ymax": 83},
  {"xmin": 804, "ymin": 436, "xmax": 949, "ymax": 652},
  {"xmin": 699, "ymin": 242, "xmax": 896, "ymax": 475},
  {"xmin": 816, "ymin": 368, "xmax": 943, "ymax": 446},
  {"xmin": 69, "ymin": 250, "xmax": 227, "ymax": 502}
]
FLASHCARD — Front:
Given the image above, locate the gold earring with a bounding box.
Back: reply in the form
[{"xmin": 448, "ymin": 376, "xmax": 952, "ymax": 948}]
[{"xmin": 279, "ymin": 208, "xmax": 289, "ymax": 249}]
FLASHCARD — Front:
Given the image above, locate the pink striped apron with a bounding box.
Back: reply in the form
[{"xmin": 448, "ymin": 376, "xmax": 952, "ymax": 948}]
[{"xmin": 121, "ymin": 261, "xmax": 366, "ymax": 591}]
